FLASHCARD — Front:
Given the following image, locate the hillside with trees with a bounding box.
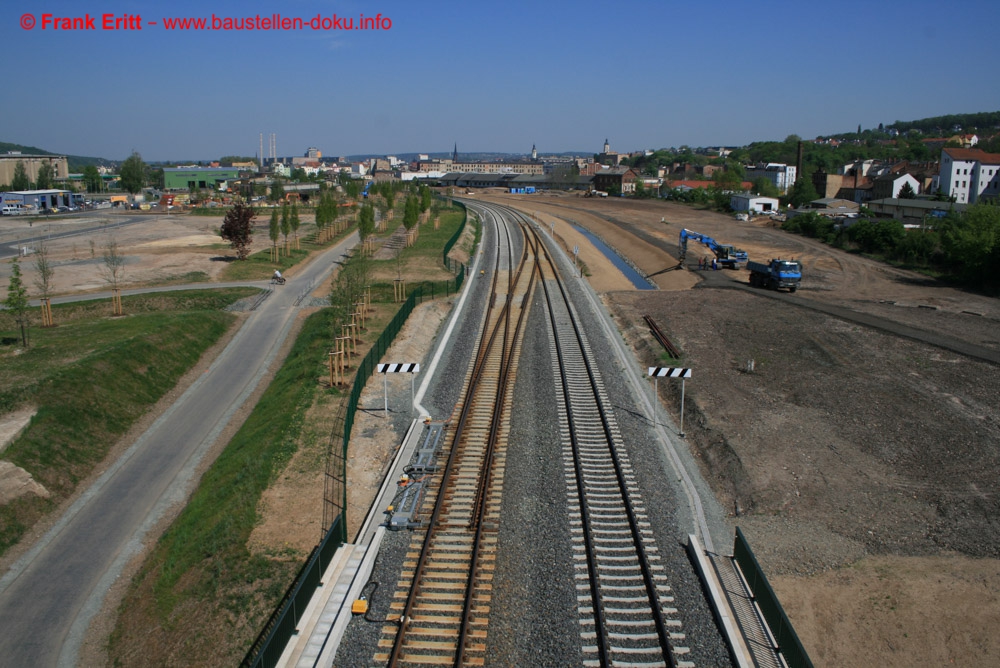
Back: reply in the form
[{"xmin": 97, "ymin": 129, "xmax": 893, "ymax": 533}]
[
  {"xmin": 883, "ymin": 111, "xmax": 1000, "ymax": 137},
  {"xmin": 0, "ymin": 141, "xmax": 112, "ymax": 172}
]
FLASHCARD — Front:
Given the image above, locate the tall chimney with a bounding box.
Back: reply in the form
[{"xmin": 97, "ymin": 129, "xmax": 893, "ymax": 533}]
[{"xmin": 796, "ymin": 141, "xmax": 804, "ymax": 181}]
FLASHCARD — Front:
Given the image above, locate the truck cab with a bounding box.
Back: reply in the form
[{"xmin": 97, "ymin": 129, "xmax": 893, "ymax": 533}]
[{"xmin": 747, "ymin": 258, "xmax": 801, "ymax": 292}]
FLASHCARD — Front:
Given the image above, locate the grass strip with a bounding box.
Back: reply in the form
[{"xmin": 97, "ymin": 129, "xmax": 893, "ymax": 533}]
[
  {"xmin": 134, "ymin": 307, "xmax": 344, "ymax": 632},
  {"xmin": 0, "ymin": 289, "xmax": 258, "ymax": 556}
]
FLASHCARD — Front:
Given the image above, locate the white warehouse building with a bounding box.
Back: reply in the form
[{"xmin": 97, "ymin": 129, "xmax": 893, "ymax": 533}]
[{"xmin": 730, "ymin": 193, "xmax": 779, "ymax": 214}]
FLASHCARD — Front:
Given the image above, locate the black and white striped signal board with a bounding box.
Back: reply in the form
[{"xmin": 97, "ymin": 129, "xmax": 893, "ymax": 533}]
[
  {"xmin": 647, "ymin": 367, "xmax": 692, "ymax": 378},
  {"xmin": 377, "ymin": 363, "xmax": 421, "ymax": 373}
]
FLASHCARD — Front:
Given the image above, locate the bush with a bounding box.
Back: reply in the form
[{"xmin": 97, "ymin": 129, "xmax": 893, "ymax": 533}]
[{"xmin": 846, "ymin": 218, "xmax": 904, "ymax": 254}]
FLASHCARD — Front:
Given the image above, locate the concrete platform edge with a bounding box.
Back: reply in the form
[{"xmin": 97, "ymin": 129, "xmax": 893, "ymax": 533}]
[{"xmin": 687, "ymin": 534, "xmax": 754, "ymax": 668}]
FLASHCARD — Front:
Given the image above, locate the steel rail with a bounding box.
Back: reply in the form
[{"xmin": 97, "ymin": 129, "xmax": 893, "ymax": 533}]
[
  {"xmin": 537, "ymin": 216, "xmax": 677, "ymax": 667},
  {"xmin": 455, "ymin": 216, "xmax": 538, "ymax": 666},
  {"xmin": 385, "ymin": 208, "xmax": 511, "ymax": 667},
  {"xmin": 510, "ymin": 204, "xmax": 678, "ymax": 667},
  {"xmin": 387, "ymin": 204, "xmax": 530, "ymax": 667}
]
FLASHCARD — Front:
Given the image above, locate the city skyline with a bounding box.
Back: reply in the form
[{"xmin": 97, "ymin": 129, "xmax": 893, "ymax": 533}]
[{"xmin": 5, "ymin": 0, "xmax": 1000, "ymax": 162}]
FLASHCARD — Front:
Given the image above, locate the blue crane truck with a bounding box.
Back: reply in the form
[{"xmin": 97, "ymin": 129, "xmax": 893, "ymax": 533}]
[
  {"xmin": 679, "ymin": 228, "xmax": 748, "ymax": 268},
  {"xmin": 747, "ymin": 258, "xmax": 801, "ymax": 292}
]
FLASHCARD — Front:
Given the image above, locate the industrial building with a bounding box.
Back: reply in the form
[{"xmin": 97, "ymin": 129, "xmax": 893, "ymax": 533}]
[
  {"xmin": 163, "ymin": 167, "xmax": 242, "ymax": 191},
  {"xmin": 730, "ymin": 193, "xmax": 780, "ymax": 214},
  {"xmin": 744, "ymin": 163, "xmax": 797, "ymax": 194},
  {"xmin": 0, "ymin": 153, "xmax": 69, "ymax": 186},
  {"xmin": 0, "ymin": 189, "xmax": 74, "ymax": 213}
]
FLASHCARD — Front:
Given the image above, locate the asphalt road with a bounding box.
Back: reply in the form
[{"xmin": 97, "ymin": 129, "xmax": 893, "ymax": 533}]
[{"xmin": 0, "ymin": 232, "xmax": 358, "ymax": 667}]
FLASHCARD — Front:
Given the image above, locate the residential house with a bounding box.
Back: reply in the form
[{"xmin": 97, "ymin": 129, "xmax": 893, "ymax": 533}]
[
  {"xmin": 744, "ymin": 163, "xmax": 797, "ymax": 194},
  {"xmin": 872, "ymin": 172, "xmax": 921, "ymax": 200},
  {"xmin": 935, "ymin": 147, "xmax": 1000, "ymax": 203},
  {"xmin": 593, "ymin": 167, "xmax": 638, "ymax": 194}
]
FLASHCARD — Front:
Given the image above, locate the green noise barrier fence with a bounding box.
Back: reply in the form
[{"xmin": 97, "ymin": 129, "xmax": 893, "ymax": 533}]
[
  {"xmin": 442, "ymin": 198, "xmax": 469, "ymax": 273},
  {"xmin": 241, "ymin": 515, "xmax": 345, "ymax": 668},
  {"xmin": 733, "ymin": 527, "xmax": 814, "ymax": 668}
]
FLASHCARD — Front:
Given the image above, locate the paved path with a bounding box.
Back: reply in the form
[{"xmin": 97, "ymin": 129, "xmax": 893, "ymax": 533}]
[{"xmin": 0, "ymin": 232, "xmax": 358, "ymax": 667}]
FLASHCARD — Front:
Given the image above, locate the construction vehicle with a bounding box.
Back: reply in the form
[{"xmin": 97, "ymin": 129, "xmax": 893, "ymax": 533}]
[
  {"xmin": 747, "ymin": 258, "xmax": 801, "ymax": 292},
  {"xmin": 678, "ymin": 228, "xmax": 749, "ymax": 268}
]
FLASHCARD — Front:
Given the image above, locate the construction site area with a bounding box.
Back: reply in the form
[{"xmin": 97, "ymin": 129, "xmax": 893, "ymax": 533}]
[{"xmin": 479, "ymin": 190, "xmax": 1000, "ymax": 668}]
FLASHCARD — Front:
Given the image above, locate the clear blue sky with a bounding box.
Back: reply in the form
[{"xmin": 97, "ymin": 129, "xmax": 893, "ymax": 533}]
[{"xmin": 5, "ymin": 0, "xmax": 1000, "ymax": 161}]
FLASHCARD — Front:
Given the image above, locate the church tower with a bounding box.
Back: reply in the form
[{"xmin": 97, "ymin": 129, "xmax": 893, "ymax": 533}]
[
  {"xmin": 603, "ymin": 138, "xmax": 610, "ymax": 153},
  {"xmin": 452, "ymin": 143, "xmax": 458, "ymax": 163},
  {"xmin": 531, "ymin": 144, "xmax": 537, "ymax": 161}
]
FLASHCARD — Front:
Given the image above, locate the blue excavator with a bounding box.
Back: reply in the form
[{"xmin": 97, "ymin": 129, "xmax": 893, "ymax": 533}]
[{"xmin": 678, "ymin": 228, "xmax": 749, "ymax": 269}]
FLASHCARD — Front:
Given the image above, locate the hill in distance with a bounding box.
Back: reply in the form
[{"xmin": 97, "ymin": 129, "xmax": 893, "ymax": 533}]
[{"xmin": 0, "ymin": 141, "xmax": 115, "ymax": 172}]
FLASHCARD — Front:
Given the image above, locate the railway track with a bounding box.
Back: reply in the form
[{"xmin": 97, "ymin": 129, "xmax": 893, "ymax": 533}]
[
  {"xmin": 379, "ymin": 205, "xmax": 538, "ymax": 666},
  {"xmin": 377, "ymin": 202, "xmax": 692, "ymax": 667},
  {"xmin": 643, "ymin": 314, "xmax": 682, "ymax": 359},
  {"xmin": 525, "ymin": 215, "xmax": 691, "ymax": 668}
]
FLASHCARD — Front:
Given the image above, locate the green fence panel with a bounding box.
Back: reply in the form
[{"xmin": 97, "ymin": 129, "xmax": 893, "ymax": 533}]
[
  {"xmin": 242, "ymin": 515, "xmax": 345, "ymax": 668},
  {"xmin": 442, "ymin": 199, "xmax": 468, "ymax": 265},
  {"xmin": 733, "ymin": 527, "xmax": 813, "ymax": 668}
]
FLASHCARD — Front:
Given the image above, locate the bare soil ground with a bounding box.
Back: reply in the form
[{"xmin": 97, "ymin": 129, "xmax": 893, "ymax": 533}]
[
  {"xmin": 0, "ymin": 211, "xmax": 293, "ymax": 295},
  {"xmin": 340, "ymin": 299, "xmax": 454, "ymax": 538},
  {"xmin": 482, "ymin": 190, "xmax": 1000, "ymax": 668}
]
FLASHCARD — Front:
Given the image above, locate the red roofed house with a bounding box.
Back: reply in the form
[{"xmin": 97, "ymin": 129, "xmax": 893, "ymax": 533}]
[{"xmin": 937, "ymin": 148, "xmax": 1000, "ymax": 203}]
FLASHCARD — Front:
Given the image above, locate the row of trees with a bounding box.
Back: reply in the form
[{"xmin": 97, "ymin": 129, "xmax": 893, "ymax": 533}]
[
  {"xmin": 781, "ymin": 202, "xmax": 1000, "ymax": 289},
  {"xmin": 219, "ymin": 175, "xmax": 438, "ymax": 262},
  {"xmin": 266, "ymin": 203, "xmax": 302, "ymax": 257},
  {"xmin": 314, "ymin": 192, "xmax": 342, "ymax": 231},
  {"xmin": 3, "ymin": 235, "xmax": 125, "ymax": 347}
]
